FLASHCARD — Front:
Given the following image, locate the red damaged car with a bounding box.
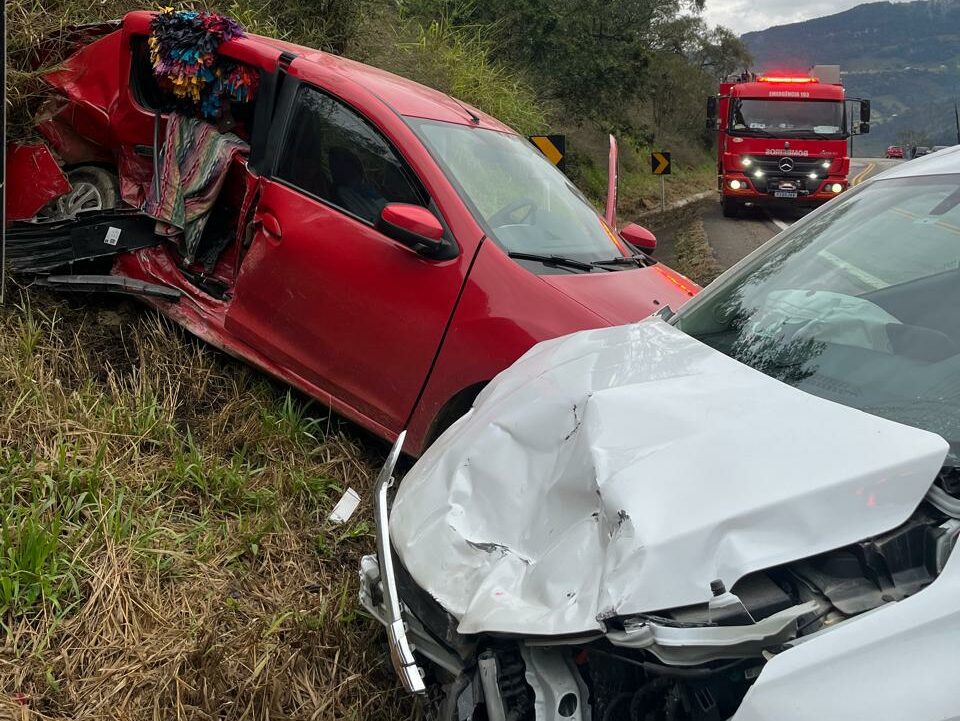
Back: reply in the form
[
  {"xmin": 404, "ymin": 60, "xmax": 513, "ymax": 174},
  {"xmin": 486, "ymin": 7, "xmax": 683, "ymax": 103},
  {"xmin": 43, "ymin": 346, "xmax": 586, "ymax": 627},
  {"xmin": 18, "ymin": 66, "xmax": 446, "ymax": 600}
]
[{"xmin": 6, "ymin": 11, "xmax": 698, "ymax": 454}]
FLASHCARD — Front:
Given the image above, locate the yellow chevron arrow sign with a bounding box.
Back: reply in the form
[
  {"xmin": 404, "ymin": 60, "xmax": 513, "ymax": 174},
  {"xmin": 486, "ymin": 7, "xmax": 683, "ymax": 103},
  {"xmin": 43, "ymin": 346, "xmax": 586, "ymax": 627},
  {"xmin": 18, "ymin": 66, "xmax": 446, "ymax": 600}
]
[
  {"xmin": 651, "ymin": 151, "xmax": 671, "ymax": 175},
  {"xmin": 528, "ymin": 135, "xmax": 566, "ymax": 171}
]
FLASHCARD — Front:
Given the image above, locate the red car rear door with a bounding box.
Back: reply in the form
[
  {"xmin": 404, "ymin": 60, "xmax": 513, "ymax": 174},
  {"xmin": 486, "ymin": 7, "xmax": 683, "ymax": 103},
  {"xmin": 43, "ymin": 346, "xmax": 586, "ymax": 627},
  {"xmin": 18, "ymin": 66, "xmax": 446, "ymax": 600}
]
[{"xmin": 224, "ymin": 77, "xmax": 465, "ymax": 437}]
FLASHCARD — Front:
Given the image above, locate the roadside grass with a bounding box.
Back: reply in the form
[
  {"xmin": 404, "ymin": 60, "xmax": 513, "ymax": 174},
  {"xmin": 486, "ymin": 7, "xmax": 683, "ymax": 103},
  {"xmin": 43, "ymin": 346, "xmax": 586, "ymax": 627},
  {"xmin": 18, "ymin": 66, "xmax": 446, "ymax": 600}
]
[
  {"xmin": 618, "ymin": 163, "xmax": 716, "ymax": 217},
  {"xmin": 0, "ymin": 290, "xmax": 411, "ymax": 720},
  {"xmin": 351, "ymin": 7, "xmax": 549, "ymax": 136},
  {"xmin": 671, "ymin": 217, "xmax": 725, "ymax": 287}
]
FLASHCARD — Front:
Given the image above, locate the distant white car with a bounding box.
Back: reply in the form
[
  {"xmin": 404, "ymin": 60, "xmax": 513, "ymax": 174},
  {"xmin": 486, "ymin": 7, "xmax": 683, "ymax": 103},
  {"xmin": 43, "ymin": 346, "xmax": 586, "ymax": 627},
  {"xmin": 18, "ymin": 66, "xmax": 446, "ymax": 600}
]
[{"xmin": 362, "ymin": 148, "xmax": 960, "ymax": 721}]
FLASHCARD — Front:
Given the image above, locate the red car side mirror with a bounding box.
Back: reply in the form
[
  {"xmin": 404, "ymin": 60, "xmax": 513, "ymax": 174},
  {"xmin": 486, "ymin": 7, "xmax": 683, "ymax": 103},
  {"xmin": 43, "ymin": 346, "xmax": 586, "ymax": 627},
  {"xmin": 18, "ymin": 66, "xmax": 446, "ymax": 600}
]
[
  {"xmin": 377, "ymin": 203, "xmax": 444, "ymax": 255},
  {"xmin": 619, "ymin": 223, "xmax": 657, "ymax": 253}
]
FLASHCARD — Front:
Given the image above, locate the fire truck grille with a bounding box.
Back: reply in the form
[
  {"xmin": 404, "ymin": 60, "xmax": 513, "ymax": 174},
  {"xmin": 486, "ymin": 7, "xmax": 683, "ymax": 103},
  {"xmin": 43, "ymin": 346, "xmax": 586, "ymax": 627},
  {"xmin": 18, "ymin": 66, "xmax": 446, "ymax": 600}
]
[{"xmin": 750, "ymin": 157, "xmax": 827, "ymax": 194}]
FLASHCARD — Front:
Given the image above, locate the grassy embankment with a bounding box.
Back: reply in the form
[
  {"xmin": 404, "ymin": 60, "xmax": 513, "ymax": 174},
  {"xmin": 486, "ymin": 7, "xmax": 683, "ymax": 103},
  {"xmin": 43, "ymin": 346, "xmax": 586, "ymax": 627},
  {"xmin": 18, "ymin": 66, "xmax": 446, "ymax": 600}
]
[{"xmin": 0, "ymin": 292, "xmax": 409, "ymax": 720}]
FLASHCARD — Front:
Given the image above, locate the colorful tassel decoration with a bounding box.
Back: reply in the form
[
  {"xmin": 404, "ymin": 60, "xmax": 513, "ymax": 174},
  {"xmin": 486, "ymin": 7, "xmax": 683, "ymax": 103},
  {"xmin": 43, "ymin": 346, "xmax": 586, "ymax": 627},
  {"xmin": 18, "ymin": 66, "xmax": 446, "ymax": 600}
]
[{"xmin": 148, "ymin": 9, "xmax": 252, "ymax": 119}]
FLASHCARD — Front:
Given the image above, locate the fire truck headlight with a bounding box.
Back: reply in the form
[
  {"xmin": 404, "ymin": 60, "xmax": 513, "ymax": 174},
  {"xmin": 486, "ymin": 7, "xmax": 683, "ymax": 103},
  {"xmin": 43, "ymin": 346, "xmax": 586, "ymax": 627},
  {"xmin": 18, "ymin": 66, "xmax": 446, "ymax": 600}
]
[
  {"xmin": 822, "ymin": 160, "xmax": 832, "ymax": 169},
  {"xmin": 742, "ymin": 157, "xmax": 753, "ymax": 167},
  {"xmin": 729, "ymin": 179, "xmax": 744, "ymax": 190},
  {"xmin": 830, "ymin": 183, "xmax": 844, "ymax": 193}
]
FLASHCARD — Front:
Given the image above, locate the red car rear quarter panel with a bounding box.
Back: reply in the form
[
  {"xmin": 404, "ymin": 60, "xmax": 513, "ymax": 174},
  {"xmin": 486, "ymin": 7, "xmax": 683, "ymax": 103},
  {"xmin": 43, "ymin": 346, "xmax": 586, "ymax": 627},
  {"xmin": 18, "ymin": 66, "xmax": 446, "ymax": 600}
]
[{"xmin": 42, "ymin": 30, "xmax": 124, "ymax": 152}]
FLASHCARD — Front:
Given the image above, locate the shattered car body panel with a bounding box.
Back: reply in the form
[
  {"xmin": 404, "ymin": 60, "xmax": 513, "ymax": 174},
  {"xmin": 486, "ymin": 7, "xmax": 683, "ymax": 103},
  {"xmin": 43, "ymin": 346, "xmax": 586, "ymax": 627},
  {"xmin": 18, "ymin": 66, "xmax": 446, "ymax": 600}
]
[
  {"xmin": 390, "ymin": 318, "xmax": 949, "ymax": 636},
  {"xmin": 5, "ymin": 144, "xmax": 71, "ymax": 221},
  {"xmin": 6, "ymin": 10, "xmax": 696, "ymax": 456}
]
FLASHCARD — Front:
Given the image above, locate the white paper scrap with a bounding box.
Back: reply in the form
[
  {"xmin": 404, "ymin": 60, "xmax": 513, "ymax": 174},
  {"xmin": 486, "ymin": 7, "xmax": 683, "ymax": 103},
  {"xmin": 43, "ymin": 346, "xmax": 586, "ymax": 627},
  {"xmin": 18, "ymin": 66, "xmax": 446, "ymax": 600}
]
[{"xmin": 328, "ymin": 487, "xmax": 361, "ymax": 524}]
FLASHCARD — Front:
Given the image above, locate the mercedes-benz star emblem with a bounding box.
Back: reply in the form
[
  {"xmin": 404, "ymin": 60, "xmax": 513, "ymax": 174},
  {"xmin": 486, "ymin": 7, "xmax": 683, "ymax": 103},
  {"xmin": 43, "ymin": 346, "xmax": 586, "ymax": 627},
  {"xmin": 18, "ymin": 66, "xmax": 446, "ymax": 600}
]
[{"xmin": 778, "ymin": 157, "xmax": 795, "ymax": 172}]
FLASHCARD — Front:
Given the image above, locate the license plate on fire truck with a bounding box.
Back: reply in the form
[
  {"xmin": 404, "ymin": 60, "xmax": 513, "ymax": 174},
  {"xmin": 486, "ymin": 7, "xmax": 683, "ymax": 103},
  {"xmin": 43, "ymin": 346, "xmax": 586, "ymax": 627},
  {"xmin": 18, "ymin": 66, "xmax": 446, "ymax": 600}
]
[{"xmin": 774, "ymin": 181, "xmax": 799, "ymax": 199}]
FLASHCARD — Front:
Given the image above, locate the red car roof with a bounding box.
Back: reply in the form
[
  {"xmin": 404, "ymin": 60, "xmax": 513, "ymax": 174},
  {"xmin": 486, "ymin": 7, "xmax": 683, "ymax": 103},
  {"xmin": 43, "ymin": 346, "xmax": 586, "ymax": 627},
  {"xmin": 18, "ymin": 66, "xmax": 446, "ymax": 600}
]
[
  {"xmin": 121, "ymin": 11, "xmax": 516, "ymax": 133},
  {"xmin": 244, "ymin": 33, "xmax": 516, "ymax": 133}
]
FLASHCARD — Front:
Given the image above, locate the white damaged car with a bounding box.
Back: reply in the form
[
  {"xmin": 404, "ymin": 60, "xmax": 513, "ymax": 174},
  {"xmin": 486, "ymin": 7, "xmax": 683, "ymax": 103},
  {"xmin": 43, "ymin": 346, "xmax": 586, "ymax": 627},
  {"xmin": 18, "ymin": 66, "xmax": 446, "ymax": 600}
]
[{"xmin": 360, "ymin": 151, "xmax": 960, "ymax": 721}]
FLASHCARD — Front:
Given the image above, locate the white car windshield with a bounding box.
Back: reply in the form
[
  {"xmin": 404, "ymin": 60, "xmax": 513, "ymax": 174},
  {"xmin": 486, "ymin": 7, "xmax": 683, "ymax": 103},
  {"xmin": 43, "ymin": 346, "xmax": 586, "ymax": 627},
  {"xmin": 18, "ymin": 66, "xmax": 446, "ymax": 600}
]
[
  {"xmin": 675, "ymin": 174, "xmax": 960, "ymax": 466},
  {"xmin": 410, "ymin": 119, "xmax": 627, "ymax": 264}
]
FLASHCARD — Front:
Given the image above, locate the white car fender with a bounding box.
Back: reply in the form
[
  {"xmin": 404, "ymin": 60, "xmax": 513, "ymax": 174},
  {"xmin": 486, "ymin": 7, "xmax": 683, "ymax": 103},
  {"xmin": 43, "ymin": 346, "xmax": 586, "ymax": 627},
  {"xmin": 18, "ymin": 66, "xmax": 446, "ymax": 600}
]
[{"xmin": 733, "ymin": 543, "xmax": 960, "ymax": 721}]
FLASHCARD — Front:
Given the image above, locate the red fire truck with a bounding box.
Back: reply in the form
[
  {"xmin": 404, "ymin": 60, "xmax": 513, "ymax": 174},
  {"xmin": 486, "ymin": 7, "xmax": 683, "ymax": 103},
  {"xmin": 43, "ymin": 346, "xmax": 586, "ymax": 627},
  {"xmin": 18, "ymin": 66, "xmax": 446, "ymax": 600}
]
[{"xmin": 707, "ymin": 66, "xmax": 870, "ymax": 217}]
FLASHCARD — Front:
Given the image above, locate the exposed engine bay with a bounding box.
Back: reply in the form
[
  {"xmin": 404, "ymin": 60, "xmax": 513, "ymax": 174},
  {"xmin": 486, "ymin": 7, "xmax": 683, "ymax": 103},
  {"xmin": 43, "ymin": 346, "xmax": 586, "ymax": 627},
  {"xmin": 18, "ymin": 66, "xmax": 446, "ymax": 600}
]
[{"xmin": 362, "ymin": 487, "xmax": 960, "ymax": 720}]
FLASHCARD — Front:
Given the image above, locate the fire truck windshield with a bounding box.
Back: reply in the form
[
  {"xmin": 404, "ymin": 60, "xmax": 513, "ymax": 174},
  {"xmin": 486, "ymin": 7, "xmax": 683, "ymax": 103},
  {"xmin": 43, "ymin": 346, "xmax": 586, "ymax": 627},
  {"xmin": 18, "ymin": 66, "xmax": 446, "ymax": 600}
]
[{"xmin": 730, "ymin": 99, "xmax": 846, "ymax": 139}]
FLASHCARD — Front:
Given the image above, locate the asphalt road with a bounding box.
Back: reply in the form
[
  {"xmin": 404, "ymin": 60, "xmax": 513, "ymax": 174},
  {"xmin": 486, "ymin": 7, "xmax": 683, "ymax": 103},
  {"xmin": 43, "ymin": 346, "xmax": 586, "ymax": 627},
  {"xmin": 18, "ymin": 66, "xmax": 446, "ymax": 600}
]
[{"xmin": 702, "ymin": 157, "xmax": 904, "ymax": 270}]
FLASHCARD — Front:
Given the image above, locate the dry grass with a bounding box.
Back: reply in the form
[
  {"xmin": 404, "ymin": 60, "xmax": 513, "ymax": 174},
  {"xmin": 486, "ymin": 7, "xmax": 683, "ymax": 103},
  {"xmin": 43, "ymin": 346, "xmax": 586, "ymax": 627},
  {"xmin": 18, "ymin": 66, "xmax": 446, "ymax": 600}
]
[
  {"xmin": 0, "ymin": 288, "xmax": 412, "ymax": 720},
  {"xmin": 672, "ymin": 218, "xmax": 724, "ymax": 287}
]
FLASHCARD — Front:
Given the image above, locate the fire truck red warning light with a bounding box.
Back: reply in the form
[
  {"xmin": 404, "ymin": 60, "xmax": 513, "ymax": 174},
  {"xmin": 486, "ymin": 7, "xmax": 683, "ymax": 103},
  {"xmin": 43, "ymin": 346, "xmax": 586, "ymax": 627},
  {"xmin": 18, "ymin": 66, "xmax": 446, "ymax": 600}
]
[{"xmin": 757, "ymin": 75, "xmax": 820, "ymax": 84}]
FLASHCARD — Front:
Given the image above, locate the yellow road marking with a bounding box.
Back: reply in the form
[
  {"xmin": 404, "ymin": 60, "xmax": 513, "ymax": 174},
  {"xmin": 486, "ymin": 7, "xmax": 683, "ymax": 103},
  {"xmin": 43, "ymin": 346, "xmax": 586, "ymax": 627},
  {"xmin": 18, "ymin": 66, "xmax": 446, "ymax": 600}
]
[
  {"xmin": 891, "ymin": 207, "xmax": 918, "ymax": 220},
  {"xmin": 935, "ymin": 220, "xmax": 960, "ymax": 236},
  {"xmin": 851, "ymin": 161, "xmax": 876, "ymax": 186},
  {"xmin": 889, "ymin": 208, "xmax": 960, "ymax": 236}
]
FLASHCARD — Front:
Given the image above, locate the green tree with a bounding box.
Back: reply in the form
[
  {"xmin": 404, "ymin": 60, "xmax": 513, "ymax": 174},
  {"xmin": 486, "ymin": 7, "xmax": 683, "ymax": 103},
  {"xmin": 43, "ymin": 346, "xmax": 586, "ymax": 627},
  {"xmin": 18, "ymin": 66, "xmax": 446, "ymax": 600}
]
[{"xmin": 405, "ymin": 0, "xmax": 707, "ymax": 122}]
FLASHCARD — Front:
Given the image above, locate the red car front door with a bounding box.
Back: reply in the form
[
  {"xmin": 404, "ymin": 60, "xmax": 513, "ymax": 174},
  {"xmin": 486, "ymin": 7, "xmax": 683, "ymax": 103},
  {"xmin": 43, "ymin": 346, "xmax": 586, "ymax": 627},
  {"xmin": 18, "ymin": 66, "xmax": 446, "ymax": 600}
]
[{"xmin": 224, "ymin": 80, "xmax": 465, "ymax": 437}]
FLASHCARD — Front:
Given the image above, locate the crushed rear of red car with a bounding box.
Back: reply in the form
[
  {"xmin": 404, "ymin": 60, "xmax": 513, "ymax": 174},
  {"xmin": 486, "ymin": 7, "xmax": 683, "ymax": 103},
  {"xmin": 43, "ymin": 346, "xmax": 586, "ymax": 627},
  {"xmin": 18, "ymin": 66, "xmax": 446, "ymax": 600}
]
[{"xmin": 5, "ymin": 10, "xmax": 698, "ymax": 454}]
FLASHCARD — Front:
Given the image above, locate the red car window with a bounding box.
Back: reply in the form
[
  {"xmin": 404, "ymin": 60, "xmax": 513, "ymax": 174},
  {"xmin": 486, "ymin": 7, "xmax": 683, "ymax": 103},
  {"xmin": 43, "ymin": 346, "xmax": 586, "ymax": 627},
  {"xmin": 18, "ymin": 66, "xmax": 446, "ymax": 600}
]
[{"xmin": 275, "ymin": 85, "xmax": 426, "ymax": 224}]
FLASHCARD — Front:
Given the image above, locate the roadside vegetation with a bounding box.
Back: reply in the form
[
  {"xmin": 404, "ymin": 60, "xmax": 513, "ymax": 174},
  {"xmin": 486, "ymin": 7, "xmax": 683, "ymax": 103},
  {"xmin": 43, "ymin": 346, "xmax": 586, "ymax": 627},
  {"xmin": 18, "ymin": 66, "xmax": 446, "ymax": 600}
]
[
  {"xmin": 0, "ymin": 291, "xmax": 407, "ymax": 719},
  {"xmin": 4, "ymin": 1, "xmax": 748, "ymax": 717}
]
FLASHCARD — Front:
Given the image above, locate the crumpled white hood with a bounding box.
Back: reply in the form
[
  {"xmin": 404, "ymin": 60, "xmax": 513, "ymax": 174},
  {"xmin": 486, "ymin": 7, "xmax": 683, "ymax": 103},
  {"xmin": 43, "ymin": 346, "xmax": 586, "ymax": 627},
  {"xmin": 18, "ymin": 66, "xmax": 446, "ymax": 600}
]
[{"xmin": 390, "ymin": 319, "xmax": 948, "ymax": 636}]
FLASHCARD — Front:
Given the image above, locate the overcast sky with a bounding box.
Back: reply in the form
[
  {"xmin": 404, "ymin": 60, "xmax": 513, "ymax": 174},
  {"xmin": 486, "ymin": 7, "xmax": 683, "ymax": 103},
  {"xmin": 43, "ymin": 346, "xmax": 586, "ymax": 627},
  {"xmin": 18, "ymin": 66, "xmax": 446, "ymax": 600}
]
[{"xmin": 702, "ymin": 0, "xmax": 907, "ymax": 34}]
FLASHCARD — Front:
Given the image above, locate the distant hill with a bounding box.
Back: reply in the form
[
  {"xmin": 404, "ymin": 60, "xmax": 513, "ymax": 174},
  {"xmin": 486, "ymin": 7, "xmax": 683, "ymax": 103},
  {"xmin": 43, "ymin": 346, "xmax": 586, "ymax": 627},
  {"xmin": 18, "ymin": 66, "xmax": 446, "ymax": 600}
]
[{"xmin": 742, "ymin": 0, "xmax": 960, "ymax": 154}]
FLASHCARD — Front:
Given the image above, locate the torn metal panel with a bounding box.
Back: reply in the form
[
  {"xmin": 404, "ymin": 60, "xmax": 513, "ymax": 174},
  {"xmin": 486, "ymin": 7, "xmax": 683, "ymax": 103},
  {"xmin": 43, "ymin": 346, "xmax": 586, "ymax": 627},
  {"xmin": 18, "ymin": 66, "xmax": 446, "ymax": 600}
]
[
  {"xmin": 608, "ymin": 601, "xmax": 820, "ymax": 666},
  {"xmin": 37, "ymin": 112, "xmax": 113, "ymax": 166},
  {"xmin": 390, "ymin": 318, "xmax": 949, "ymax": 636},
  {"xmin": 371, "ymin": 432, "xmax": 426, "ymax": 694},
  {"xmin": 38, "ymin": 275, "xmax": 181, "ymax": 301},
  {"xmin": 43, "ymin": 30, "xmax": 123, "ymax": 138},
  {"xmin": 27, "ymin": 21, "xmax": 121, "ymax": 70},
  {"xmin": 5, "ymin": 144, "xmax": 71, "ymax": 222}
]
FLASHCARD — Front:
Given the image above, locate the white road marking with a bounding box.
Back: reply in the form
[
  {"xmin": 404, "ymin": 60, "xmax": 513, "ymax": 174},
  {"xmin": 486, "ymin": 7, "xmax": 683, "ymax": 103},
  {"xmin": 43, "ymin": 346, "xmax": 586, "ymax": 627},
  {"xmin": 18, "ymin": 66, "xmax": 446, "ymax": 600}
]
[{"xmin": 769, "ymin": 216, "xmax": 790, "ymax": 232}]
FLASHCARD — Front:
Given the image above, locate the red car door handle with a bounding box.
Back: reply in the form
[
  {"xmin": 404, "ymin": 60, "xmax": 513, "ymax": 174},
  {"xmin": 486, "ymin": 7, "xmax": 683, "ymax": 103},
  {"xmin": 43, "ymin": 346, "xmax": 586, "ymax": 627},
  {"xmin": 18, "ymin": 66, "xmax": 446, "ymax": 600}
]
[{"xmin": 254, "ymin": 211, "xmax": 282, "ymax": 240}]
